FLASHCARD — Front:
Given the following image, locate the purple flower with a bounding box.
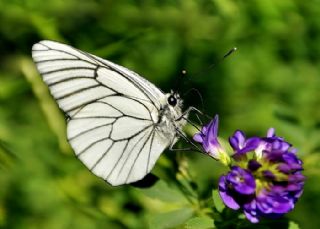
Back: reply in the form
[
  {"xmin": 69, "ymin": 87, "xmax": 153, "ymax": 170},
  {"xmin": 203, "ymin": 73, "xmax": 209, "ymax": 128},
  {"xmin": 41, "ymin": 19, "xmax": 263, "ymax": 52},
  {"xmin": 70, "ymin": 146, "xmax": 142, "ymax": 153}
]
[
  {"xmin": 193, "ymin": 117, "xmax": 305, "ymax": 223},
  {"xmin": 209, "ymin": 125, "xmax": 305, "ymax": 223},
  {"xmin": 218, "ymin": 166, "xmax": 256, "ymax": 209},
  {"xmin": 229, "ymin": 130, "xmax": 261, "ymax": 155},
  {"xmin": 193, "ymin": 115, "xmax": 230, "ymax": 165},
  {"xmin": 226, "ymin": 166, "xmax": 256, "ymax": 195}
]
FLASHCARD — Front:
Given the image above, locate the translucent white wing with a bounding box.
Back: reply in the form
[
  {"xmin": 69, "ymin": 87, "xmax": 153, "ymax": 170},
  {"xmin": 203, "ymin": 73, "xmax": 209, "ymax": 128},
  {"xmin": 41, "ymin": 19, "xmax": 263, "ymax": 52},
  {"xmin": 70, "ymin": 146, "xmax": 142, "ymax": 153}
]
[
  {"xmin": 32, "ymin": 40, "xmax": 164, "ymax": 116},
  {"xmin": 67, "ymin": 96, "xmax": 170, "ymax": 185},
  {"xmin": 32, "ymin": 40, "xmax": 172, "ymax": 186}
]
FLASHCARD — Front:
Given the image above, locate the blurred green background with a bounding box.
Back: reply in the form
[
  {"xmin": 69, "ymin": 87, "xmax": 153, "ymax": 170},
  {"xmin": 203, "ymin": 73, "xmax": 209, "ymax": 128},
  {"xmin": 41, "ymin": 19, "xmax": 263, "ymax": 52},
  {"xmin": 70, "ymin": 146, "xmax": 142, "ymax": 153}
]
[{"xmin": 1, "ymin": 0, "xmax": 320, "ymax": 228}]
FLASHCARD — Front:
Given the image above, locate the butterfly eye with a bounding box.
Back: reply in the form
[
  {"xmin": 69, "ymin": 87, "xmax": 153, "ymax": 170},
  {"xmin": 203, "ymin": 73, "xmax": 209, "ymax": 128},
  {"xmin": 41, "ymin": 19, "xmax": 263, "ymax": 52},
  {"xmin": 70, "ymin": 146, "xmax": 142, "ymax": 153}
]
[{"xmin": 168, "ymin": 95, "xmax": 177, "ymax": 107}]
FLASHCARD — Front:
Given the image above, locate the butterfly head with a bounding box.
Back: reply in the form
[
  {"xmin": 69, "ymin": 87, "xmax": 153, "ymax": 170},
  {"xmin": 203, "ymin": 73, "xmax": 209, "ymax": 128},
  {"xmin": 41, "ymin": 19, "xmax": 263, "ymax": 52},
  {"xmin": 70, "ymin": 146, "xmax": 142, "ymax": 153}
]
[
  {"xmin": 159, "ymin": 91, "xmax": 185, "ymax": 132},
  {"xmin": 167, "ymin": 91, "xmax": 182, "ymax": 108}
]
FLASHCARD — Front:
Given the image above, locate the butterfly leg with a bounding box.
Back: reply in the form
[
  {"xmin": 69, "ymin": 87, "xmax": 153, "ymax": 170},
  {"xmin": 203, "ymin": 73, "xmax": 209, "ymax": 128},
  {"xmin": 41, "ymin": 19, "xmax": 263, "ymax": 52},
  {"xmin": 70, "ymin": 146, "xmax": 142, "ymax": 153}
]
[
  {"xmin": 176, "ymin": 106, "xmax": 202, "ymax": 121},
  {"xmin": 169, "ymin": 128, "xmax": 203, "ymax": 153},
  {"xmin": 194, "ymin": 113, "xmax": 203, "ymax": 126},
  {"xmin": 176, "ymin": 106, "xmax": 212, "ymax": 123}
]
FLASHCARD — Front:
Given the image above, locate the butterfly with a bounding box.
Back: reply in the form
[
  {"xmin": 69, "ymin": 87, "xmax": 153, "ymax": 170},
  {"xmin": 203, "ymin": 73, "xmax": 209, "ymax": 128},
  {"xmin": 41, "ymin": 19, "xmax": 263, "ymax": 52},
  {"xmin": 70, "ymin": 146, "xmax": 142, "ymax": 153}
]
[{"xmin": 31, "ymin": 40, "xmax": 200, "ymax": 186}]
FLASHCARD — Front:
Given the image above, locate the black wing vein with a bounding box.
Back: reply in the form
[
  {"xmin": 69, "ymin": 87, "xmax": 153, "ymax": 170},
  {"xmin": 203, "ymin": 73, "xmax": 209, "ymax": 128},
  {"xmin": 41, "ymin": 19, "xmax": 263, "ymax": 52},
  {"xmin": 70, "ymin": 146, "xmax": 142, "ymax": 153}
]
[{"xmin": 124, "ymin": 128, "xmax": 154, "ymax": 183}]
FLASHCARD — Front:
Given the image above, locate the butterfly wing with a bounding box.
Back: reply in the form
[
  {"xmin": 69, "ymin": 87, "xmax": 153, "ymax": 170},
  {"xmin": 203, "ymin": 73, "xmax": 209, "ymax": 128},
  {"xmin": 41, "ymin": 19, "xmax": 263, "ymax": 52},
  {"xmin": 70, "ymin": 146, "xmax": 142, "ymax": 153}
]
[{"xmin": 32, "ymin": 40, "xmax": 171, "ymax": 186}]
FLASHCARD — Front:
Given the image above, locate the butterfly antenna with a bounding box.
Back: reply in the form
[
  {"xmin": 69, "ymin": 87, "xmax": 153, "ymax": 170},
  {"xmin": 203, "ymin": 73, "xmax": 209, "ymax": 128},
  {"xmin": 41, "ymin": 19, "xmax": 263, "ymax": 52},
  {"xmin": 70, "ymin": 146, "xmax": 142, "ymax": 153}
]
[
  {"xmin": 183, "ymin": 87, "xmax": 205, "ymax": 112},
  {"xmin": 193, "ymin": 47, "xmax": 237, "ymax": 78},
  {"xmin": 172, "ymin": 69, "xmax": 189, "ymax": 94},
  {"xmin": 223, "ymin": 47, "xmax": 237, "ymax": 58},
  {"xmin": 177, "ymin": 47, "xmax": 237, "ymax": 100}
]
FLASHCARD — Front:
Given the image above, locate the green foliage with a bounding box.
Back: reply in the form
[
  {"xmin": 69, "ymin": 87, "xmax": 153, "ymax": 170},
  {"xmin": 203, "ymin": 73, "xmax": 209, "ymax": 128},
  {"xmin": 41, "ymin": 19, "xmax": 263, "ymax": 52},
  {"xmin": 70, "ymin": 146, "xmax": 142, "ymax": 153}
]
[
  {"xmin": 212, "ymin": 190, "xmax": 225, "ymax": 213},
  {"xmin": 140, "ymin": 180, "xmax": 188, "ymax": 204},
  {"xmin": 184, "ymin": 216, "xmax": 214, "ymax": 229},
  {"xmin": 289, "ymin": 221, "xmax": 300, "ymax": 229},
  {"xmin": 150, "ymin": 207, "xmax": 194, "ymax": 229},
  {"xmin": 1, "ymin": 0, "xmax": 319, "ymax": 228}
]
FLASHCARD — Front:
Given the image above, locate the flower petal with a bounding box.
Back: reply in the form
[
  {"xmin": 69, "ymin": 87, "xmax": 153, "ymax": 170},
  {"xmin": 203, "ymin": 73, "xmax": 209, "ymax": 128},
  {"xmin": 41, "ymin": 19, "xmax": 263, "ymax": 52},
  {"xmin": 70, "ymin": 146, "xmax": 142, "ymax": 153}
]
[
  {"xmin": 218, "ymin": 176, "xmax": 240, "ymax": 210},
  {"xmin": 244, "ymin": 200, "xmax": 259, "ymax": 223},
  {"xmin": 227, "ymin": 166, "xmax": 256, "ymax": 195},
  {"xmin": 193, "ymin": 133, "xmax": 204, "ymax": 143},
  {"xmin": 257, "ymin": 189, "xmax": 294, "ymax": 214},
  {"xmin": 229, "ymin": 130, "xmax": 246, "ymax": 151},
  {"xmin": 205, "ymin": 115, "xmax": 219, "ymax": 148},
  {"xmin": 267, "ymin": 128, "xmax": 275, "ymax": 137},
  {"xmin": 237, "ymin": 137, "xmax": 261, "ymax": 155}
]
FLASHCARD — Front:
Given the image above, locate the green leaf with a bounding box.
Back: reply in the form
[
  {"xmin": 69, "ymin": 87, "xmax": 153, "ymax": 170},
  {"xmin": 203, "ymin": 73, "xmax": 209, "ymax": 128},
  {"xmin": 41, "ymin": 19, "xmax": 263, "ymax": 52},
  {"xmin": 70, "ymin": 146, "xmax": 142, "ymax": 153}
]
[
  {"xmin": 150, "ymin": 208, "xmax": 194, "ymax": 229},
  {"xmin": 0, "ymin": 140, "xmax": 16, "ymax": 169},
  {"xmin": 212, "ymin": 189, "xmax": 225, "ymax": 212},
  {"xmin": 184, "ymin": 216, "xmax": 214, "ymax": 229},
  {"xmin": 20, "ymin": 58, "xmax": 72, "ymax": 154},
  {"xmin": 289, "ymin": 221, "xmax": 300, "ymax": 229},
  {"xmin": 141, "ymin": 180, "xmax": 187, "ymax": 203}
]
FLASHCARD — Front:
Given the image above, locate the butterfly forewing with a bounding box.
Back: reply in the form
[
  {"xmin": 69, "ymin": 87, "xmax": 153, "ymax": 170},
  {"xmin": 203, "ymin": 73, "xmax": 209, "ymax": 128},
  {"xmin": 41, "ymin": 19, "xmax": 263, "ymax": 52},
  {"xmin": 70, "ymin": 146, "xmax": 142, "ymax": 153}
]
[{"xmin": 32, "ymin": 40, "xmax": 173, "ymax": 186}]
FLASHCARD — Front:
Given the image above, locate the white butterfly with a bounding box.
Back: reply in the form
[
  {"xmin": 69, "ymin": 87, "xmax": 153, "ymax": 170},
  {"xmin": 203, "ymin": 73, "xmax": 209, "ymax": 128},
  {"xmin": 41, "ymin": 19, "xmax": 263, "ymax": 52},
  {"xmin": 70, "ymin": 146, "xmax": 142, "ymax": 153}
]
[{"xmin": 31, "ymin": 40, "xmax": 197, "ymax": 186}]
